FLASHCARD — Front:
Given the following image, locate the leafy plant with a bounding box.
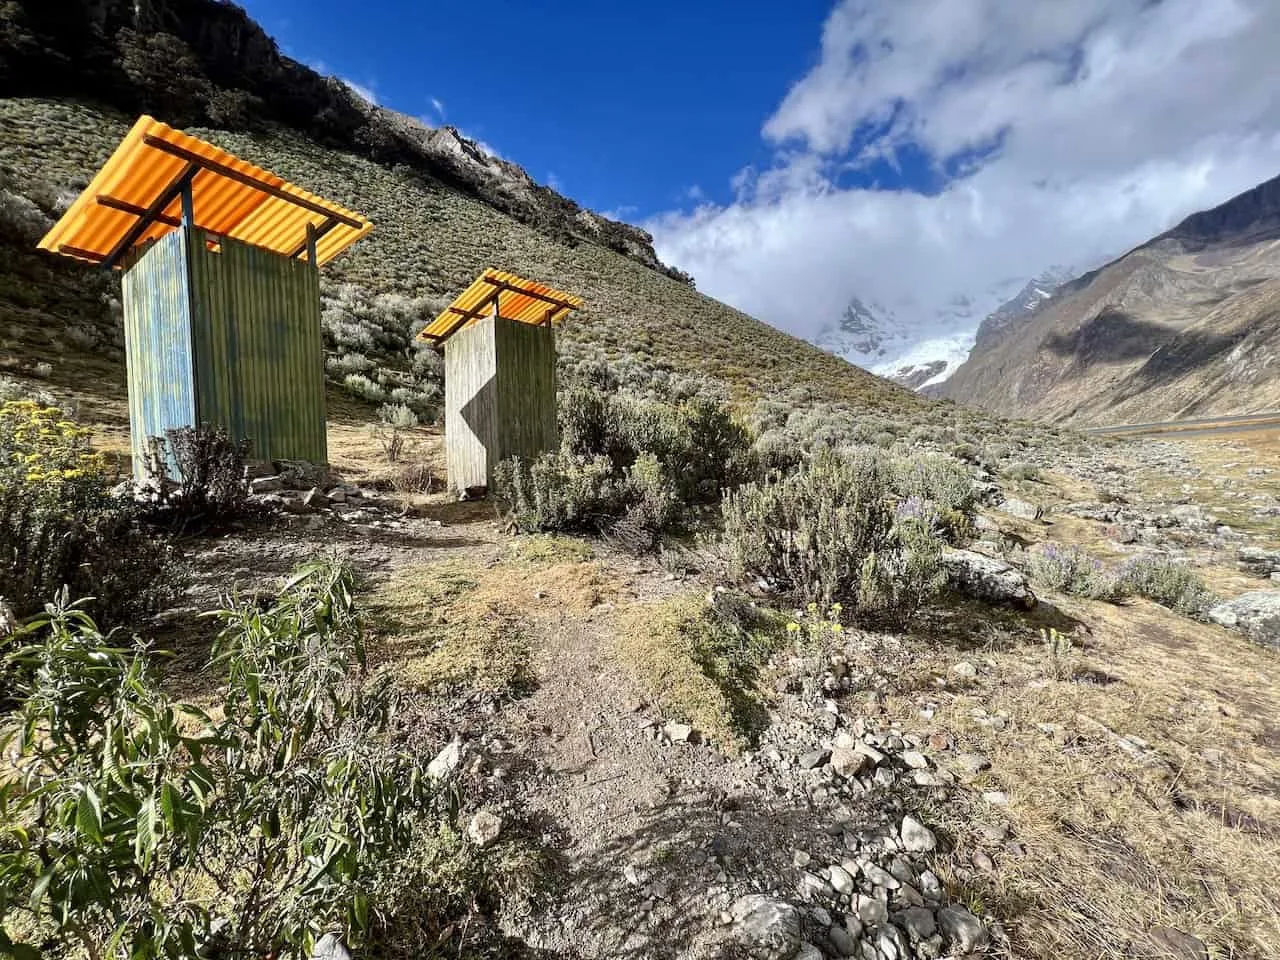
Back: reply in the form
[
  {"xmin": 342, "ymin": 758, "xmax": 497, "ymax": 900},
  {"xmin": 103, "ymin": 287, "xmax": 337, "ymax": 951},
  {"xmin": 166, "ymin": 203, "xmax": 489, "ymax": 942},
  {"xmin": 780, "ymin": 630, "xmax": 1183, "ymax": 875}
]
[
  {"xmin": 1029, "ymin": 543, "xmax": 1130, "ymax": 602},
  {"xmin": 1041, "ymin": 626, "xmax": 1076, "ymax": 679},
  {"xmin": 0, "ymin": 560, "xmax": 434, "ymax": 960},
  {"xmin": 143, "ymin": 424, "xmax": 254, "ymax": 530},
  {"xmin": 0, "ymin": 401, "xmax": 179, "ymax": 626}
]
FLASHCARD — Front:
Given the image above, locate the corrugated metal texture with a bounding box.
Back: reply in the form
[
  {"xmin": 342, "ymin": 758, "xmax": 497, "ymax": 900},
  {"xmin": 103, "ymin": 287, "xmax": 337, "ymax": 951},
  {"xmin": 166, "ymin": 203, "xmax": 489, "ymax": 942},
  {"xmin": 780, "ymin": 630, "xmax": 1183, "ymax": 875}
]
[
  {"xmin": 37, "ymin": 115, "xmax": 372, "ymax": 269},
  {"xmin": 421, "ymin": 268, "xmax": 584, "ymax": 344},
  {"xmin": 444, "ymin": 316, "xmax": 557, "ymax": 491},
  {"xmin": 187, "ymin": 229, "xmax": 327, "ymax": 464},
  {"xmin": 495, "ymin": 317, "xmax": 557, "ymax": 463},
  {"xmin": 120, "ymin": 230, "xmax": 197, "ymax": 481},
  {"xmin": 445, "ymin": 316, "xmax": 497, "ymax": 491}
]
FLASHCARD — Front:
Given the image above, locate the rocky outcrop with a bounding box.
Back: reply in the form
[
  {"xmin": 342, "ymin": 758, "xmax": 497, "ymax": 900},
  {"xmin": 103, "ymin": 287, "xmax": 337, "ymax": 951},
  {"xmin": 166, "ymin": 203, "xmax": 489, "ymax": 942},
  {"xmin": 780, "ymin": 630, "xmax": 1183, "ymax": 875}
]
[
  {"xmin": 941, "ymin": 548, "xmax": 1036, "ymax": 608},
  {"xmin": 0, "ymin": 0, "xmax": 687, "ymax": 281},
  {"xmin": 1209, "ymin": 591, "xmax": 1280, "ymax": 650}
]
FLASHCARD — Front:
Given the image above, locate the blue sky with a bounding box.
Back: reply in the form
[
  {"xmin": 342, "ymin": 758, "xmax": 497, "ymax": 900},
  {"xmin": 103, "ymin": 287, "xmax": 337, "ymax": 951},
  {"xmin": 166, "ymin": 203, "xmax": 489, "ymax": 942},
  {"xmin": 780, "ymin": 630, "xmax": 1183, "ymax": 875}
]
[
  {"xmin": 243, "ymin": 0, "xmax": 1280, "ymax": 377},
  {"xmin": 240, "ymin": 0, "xmax": 836, "ymax": 218}
]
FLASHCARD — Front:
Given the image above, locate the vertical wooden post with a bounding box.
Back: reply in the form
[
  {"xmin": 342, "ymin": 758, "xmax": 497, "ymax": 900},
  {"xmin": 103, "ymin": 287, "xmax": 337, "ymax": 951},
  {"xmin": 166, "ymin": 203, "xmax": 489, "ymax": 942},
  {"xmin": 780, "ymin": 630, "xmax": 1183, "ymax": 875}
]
[
  {"xmin": 305, "ymin": 222, "xmax": 318, "ymax": 266},
  {"xmin": 180, "ymin": 180, "xmax": 195, "ymax": 227}
]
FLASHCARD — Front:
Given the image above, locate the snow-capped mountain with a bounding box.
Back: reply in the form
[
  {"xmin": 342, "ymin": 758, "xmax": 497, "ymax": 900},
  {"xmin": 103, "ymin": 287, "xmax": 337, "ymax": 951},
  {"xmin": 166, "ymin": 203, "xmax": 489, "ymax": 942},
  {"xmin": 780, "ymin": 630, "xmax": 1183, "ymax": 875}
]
[{"xmin": 812, "ymin": 267, "xmax": 1077, "ymax": 392}]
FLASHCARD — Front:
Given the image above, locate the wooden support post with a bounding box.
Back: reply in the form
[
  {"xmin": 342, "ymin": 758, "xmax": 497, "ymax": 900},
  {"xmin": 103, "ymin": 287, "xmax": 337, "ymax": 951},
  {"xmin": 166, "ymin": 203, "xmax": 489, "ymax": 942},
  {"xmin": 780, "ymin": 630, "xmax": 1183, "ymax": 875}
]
[
  {"xmin": 305, "ymin": 222, "xmax": 318, "ymax": 266},
  {"xmin": 180, "ymin": 180, "xmax": 195, "ymax": 227},
  {"xmin": 101, "ymin": 163, "xmax": 198, "ymax": 270}
]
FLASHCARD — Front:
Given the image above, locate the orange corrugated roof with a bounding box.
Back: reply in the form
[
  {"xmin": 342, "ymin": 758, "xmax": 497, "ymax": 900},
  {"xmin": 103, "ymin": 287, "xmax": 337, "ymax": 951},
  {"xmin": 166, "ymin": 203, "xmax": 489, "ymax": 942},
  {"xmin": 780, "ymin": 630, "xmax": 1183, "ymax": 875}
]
[
  {"xmin": 37, "ymin": 115, "xmax": 372, "ymax": 268},
  {"xmin": 419, "ymin": 268, "xmax": 585, "ymax": 344}
]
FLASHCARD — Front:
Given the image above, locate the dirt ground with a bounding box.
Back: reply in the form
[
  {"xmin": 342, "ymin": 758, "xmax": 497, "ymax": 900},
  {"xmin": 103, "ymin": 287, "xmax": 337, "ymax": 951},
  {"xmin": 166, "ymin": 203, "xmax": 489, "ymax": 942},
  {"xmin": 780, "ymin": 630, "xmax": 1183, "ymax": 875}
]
[{"xmin": 15, "ymin": 379, "xmax": 1280, "ymax": 959}]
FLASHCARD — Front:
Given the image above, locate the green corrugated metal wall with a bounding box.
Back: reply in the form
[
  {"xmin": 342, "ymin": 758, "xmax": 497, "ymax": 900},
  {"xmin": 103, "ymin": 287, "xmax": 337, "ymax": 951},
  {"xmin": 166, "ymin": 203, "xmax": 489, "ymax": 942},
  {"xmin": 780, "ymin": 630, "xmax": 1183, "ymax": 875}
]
[
  {"xmin": 120, "ymin": 225, "xmax": 327, "ymax": 473},
  {"xmin": 187, "ymin": 230, "xmax": 326, "ymax": 465},
  {"xmin": 121, "ymin": 231, "xmax": 198, "ymax": 481}
]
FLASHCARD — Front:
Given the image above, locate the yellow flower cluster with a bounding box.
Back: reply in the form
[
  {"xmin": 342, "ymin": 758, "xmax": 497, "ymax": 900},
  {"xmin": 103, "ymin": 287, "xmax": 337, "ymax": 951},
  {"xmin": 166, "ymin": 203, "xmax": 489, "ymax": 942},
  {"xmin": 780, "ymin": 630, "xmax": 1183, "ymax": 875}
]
[
  {"xmin": 787, "ymin": 601, "xmax": 845, "ymax": 645},
  {"xmin": 0, "ymin": 400, "xmax": 106, "ymax": 487}
]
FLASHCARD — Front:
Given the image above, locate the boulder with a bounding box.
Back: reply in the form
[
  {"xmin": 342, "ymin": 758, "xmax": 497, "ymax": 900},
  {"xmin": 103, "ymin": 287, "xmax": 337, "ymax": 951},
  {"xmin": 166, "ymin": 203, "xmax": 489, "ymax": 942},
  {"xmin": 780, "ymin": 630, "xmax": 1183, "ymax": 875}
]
[
  {"xmin": 996, "ymin": 497, "xmax": 1042, "ymax": 521},
  {"xmin": 311, "ymin": 933, "xmax": 352, "ymax": 960},
  {"xmin": 727, "ymin": 895, "xmax": 802, "ymax": 960},
  {"xmin": 467, "ymin": 810, "xmax": 503, "ymax": 848},
  {"xmin": 1208, "ymin": 591, "xmax": 1280, "ymax": 650},
  {"xmin": 937, "ymin": 905, "xmax": 989, "ymax": 952},
  {"xmin": 941, "ymin": 548, "xmax": 1036, "ymax": 608},
  {"xmin": 1237, "ymin": 546, "xmax": 1280, "ymax": 577}
]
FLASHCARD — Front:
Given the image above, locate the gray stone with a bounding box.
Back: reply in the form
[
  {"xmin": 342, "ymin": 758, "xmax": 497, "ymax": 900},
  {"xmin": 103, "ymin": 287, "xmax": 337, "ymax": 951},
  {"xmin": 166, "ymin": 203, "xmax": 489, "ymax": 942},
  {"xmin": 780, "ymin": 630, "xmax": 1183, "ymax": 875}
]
[
  {"xmin": 427, "ymin": 739, "xmax": 464, "ymax": 780},
  {"xmin": 855, "ymin": 894, "xmax": 888, "ymax": 925},
  {"xmin": 899, "ymin": 816, "xmax": 937, "ymax": 853},
  {"xmin": 302, "ymin": 487, "xmax": 330, "ymax": 509},
  {"xmin": 830, "ymin": 747, "xmax": 868, "ymax": 778},
  {"xmin": 466, "ymin": 810, "xmax": 502, "ymax": 848},
  {"xmin": 827, "ymin": 923, "xmax": 859, "ymax": 957},
  {"xmin": 875, "ymin": 923, "xmax": 910, "ymax": 960},
  {"xmin": 249, "ymin": 476, "xmax": 283, "ymax": 494},
  {"xmin": 311, "ymin": 933, "xmax": 352, "ymax": 960},
  {"xmin": 997, "ymin": 497, "xmax": 1043, "ymax": 521},
  {"xmin": 1148, "ymin": 926, "xmax": 1209, "ymax": 960},
  {"xmin": 828, "ymin": 864, "xmax": 856, "ymax": 896},
  {"xmin": 901, "ymin": 750, "xmax": 929, "ymax": 769},
  {"xmin": 663, "ymin": 721, "xmax": 694, "ymax": 743},
  {"xmin": 862, "ymin": 862, "xmax": 899, "ymax": 890},
  {"xmin": 941, "ymin": 548, "xmax": 1036, "ymax": 608},
  {"xmin": 951, "ymin": 661, "xmax": 978, "ymax": 680},
  {"xmin": 954, "ymin": 753, "xmax": 991, "ymax": 777},
  {"xmin": 894, "ymin": 906, "xmax": 937, "ymax": 941},
  {"xmin": 1208, "ymin": 591, "xmax": 1280, "ymax": 650},
  {"xmin": 728, "ymin": 895, "xmax": 802, "ymax": 960},
  {"xmin": 799, "ymin": 749, "xmax": 830, "ymax": 770},
  {"xmin": 1237, "ymin": 546, "xmax": 1280, "ymax": 577},
  {"xmin": 937, "ymin": 905, "xmax": 989, "ymax": 952},
  {"xmin": 854, "ymin": 741, "xmax": 885, "ymax": 765},
  {"xmin": 793, "ymin": 943, "xmax": 824, "ymax": 960}
]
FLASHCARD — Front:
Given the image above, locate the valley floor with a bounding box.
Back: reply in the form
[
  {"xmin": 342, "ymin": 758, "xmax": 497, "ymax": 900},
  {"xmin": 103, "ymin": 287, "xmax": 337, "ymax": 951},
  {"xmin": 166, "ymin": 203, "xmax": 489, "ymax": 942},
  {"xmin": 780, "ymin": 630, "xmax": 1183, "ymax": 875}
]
[{"xmin": 15, "ymin": 377, "xmax": 1280, "ymax": 960}]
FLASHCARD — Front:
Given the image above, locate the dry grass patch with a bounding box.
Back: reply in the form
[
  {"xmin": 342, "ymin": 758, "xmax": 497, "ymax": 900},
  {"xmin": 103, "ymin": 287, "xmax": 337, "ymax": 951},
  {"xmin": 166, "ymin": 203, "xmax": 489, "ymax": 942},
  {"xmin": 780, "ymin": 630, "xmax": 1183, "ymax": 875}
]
[
  {"xmin": 367, "ymin": 559, "xmax": 533, "ymax": 699},
  {"xmin": 616, "ymin": 591, "xmax": 786, "ymax": 752},
  {"xmin": 881, "ymin": 595, "xmax": 1280, "ymax": 960}
]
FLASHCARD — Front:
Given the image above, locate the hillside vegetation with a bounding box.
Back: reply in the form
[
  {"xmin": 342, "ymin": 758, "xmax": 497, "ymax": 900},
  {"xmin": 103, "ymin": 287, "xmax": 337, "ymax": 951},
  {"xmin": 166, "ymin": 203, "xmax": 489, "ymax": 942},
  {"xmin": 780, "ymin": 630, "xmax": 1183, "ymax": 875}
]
[{"xmin": 942, "ymin": 173, "xmax": 1280, "ymax": 424}]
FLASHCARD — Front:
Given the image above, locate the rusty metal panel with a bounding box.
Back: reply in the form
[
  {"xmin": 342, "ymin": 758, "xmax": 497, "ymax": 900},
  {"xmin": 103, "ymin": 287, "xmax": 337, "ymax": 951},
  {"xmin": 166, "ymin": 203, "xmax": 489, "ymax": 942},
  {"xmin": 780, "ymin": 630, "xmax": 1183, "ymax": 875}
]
[
  {"xmin": 37, "ymin": 115, "xmax": 372, "ymax": 269},
  {"xmin": 188, "ymin": 229, "xmax": 327, "ymax": 465},
  {"xmin": 120, "ymin": 230, "xmax": 197, "ymax": 481}
]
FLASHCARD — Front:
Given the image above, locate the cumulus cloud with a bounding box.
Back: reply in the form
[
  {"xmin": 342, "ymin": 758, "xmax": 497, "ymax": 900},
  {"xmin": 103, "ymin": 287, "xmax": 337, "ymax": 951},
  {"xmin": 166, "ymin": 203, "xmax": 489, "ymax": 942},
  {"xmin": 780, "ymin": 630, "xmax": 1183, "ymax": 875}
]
[
  {"xmin": 649, "ymin": 0, "xmax": 1280, "ymax": 358},
  {"xmin": 339, "ymin": 77, "xmax": 378, "ymax": 105}
]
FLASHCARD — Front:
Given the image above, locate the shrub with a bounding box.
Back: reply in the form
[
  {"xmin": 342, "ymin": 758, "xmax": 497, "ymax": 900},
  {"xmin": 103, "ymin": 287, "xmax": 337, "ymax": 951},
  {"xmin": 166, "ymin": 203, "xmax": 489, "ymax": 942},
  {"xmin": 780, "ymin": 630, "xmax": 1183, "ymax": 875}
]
[
  {"xmin": 891, "ymin": 452, "xmax": 976, "ymax": 542},
  {"xmin": 342, "ymin": 373, "xmax": 388, "ymax": 403},
  {"xmin": 0, "ymin": 560, "xmax": 435, "ymax": 960},
  {"xmin": 1003, "ymin": 461, "xmax": 1040, "ymax": 482},
  {"xmin": 1029, "ymin": 543, "xmax": 1129, "ymax": 602},
  {"xmin": 493, "ymin": 453, "xmax": 624, "ymax": 533},
  {"xmin": 143, "ymin": 424, "xmax": 253, "ymax": 530},
  {"xmin": 0, "ymin": 400, "xmax": 179, "ymax": 626},
  {"xmin": 721, "ymin": 447, "xmax": 948, "ymax": 619},
  {"xmin": 1119, "ymin": 556, "xmax": 1216, "ymax": 619}
]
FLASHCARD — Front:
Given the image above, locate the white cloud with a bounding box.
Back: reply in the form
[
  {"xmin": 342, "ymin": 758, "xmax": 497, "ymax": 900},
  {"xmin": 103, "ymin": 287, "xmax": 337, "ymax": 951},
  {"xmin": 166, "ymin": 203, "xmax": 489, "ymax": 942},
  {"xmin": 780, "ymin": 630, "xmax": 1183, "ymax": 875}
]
[
  {"xmin": 430, "ymin": 97, "xmax": 446, "ymax": 118},
  {"xmin": 649, "ymin": 0, "xmax": 1280, "ymax": 360}
]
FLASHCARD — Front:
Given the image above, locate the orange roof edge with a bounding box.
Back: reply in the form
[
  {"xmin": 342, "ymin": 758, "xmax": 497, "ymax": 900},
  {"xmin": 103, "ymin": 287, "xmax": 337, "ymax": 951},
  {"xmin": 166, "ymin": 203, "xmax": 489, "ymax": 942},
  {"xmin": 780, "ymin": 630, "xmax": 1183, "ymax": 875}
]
[
  {"xmin": 37, "ymin": 115, "xmax": 372, "ymax": 268},
  {"xmin": 419, "ymin": 268, "xmax": 585, "ymax": 345}
]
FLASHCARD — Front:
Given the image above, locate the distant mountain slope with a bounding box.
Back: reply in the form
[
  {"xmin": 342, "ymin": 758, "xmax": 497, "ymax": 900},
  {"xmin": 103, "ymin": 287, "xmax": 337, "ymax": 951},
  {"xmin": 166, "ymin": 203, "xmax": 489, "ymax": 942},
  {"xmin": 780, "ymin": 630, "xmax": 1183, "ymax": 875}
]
[{"xmin": 941, "ymin": 175, "xmax": 1280, "ymax": 424}]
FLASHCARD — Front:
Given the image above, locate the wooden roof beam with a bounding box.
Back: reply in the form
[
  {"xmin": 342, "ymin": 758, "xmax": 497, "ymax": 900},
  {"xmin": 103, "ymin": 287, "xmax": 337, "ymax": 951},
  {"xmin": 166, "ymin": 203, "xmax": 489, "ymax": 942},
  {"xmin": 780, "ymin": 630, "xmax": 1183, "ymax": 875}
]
[
  {"xmin": 101, "ymin": 163, "xmax": 198, "ymax": 270},
  {"xmin": 96, "ymin": 194, "xmax": 183, "ymax": 229},
  {"xmin": 142, "ymin": 134, "xmax": 364, "ymax": 229}
]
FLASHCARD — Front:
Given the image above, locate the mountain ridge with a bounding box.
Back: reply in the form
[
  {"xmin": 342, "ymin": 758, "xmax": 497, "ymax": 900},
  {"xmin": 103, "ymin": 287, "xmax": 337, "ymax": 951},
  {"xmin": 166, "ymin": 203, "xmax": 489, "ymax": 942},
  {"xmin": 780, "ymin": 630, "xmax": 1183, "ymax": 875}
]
[{"xmin": 940, "ymin": 171, "xmax": 1280, "ymax": 423}]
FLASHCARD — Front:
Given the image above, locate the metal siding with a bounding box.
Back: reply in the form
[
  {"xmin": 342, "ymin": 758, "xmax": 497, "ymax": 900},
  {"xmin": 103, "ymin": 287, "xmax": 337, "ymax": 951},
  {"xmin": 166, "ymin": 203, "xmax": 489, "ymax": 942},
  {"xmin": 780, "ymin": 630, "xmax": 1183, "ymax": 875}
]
[
  {"xmin": 444, "ymin": 317, "xmax": 498, "ymax": 491},
  {"xmin": 444, "ymin": 316, "xmax": 557, "ymax": 491},
  {"xmin": 496, "ymin": 319, "xmax": 558, "ymax": 464},
  {"xmin": 188, "ymin": 229, "xmax": 327, "ymax": 464},
  {"xmin": 120, "ymin": 230, "xmax": 197, "ymax": 480}
]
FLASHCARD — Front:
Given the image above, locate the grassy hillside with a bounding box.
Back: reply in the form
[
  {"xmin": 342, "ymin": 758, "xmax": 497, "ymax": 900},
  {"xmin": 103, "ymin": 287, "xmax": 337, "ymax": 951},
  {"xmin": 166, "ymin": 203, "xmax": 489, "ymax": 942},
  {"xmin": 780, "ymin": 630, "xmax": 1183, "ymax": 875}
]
[{"xmin": 0, "ymin": 96, "xmax": 1060, "ymax": 459}]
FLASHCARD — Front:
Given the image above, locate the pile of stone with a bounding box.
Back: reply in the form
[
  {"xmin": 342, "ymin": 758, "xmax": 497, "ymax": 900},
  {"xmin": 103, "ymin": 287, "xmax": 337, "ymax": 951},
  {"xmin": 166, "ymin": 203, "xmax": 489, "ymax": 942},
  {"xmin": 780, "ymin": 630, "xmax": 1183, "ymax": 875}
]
[
  {"xmin": 722, "ymin": 812, "xmax": 990, "ymax": 958},
  {"xmin": 245, "ymin": 461, "xmax": 408, "ymax": 528},
  {"xmin": 1237, "ymin": 546, "xmax": 1280, "ymax": 580}
]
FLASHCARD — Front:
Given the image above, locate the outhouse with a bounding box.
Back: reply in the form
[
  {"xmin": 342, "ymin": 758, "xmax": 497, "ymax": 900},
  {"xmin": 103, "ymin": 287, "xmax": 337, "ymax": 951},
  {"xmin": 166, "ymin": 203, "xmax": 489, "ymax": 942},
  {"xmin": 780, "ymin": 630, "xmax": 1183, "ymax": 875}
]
[
  {"xmin": 37, "ymin": 115, "xmax": 372, "ymax": 478},
  {"xmin": 418, "ymin": 269, "xmax": 584, "ymax": 492}
]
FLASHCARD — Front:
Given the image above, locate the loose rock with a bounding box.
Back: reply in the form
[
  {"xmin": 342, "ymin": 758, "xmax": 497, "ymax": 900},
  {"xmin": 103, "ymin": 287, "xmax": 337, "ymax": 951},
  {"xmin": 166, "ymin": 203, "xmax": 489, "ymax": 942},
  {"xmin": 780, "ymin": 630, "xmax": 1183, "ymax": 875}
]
[{"xmin": 900, "ymin": 816, "xmax": 937, "ymax": 853}]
